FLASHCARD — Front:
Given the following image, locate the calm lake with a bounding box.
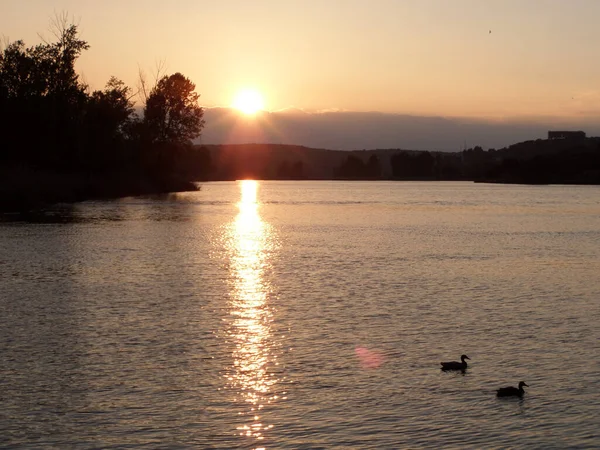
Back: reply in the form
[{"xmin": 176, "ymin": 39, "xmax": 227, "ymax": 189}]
[{"xmin": 1, "ymin": 181, "xmax": 600, "ymax": 449}]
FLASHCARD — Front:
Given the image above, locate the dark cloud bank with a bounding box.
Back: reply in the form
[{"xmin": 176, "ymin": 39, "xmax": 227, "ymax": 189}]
[{"xmin": 199, "ymin": 107, "xmax": 600, "ymax": 151}]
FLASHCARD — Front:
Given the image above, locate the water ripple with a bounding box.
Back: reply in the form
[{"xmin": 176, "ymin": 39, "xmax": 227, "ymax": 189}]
[{"xmin": 1, "ymin": 181, "xmax": 600, "ymax": 448}]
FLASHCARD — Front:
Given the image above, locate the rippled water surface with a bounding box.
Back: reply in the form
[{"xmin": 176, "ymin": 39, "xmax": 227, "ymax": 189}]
[{"xmin": 2, "ymin": 181, "xmax": 600, "ymax": 449}]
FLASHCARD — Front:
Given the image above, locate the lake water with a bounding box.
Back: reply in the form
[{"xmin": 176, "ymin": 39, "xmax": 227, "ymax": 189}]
[{"xmin": 1, "ymin": 181, "xmax": 600, "ymax": 449}]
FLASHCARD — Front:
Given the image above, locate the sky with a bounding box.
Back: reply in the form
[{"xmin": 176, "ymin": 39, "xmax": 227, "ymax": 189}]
[{"xmin": 2, "ymin": 0, "xmax": 600, "ymax": 149}]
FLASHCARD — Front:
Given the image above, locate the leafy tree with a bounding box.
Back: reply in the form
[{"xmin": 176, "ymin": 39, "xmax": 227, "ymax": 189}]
[
  {"xmin": 84, "ymin": 77, "xmax": 136, "ymax": 169},
  {"xmin": 0, "ymin": 18, "xmax": 89, "ymax": 168},
  {"xmin": 0, "ymin": 41, "xmax": 35, "ymax": 98},
  {"xmin": 0, "ymin": 20, "xmax": 90, "ymax": 104},
  {"xmin": 143, "ymin": 72, "xmax": 204, "ymax": 145},
  {"xmin": 1, "ymin": 17, "xmax": 209, "ymax": 207},
  {"xmin": 35, "ymin": 21, "xmax": 90, "ymax": 99},
  {"xmin": 88, "ymin": 77, "xmax": 135, "ymax": 136}
]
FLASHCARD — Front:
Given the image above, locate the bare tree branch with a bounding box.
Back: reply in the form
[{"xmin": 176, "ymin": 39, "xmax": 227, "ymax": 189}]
[
  {"xmin": 153, "ymin": 58, "xmax": 167, "ymax": 86},
  {"xmin": 37, "ymin": 11, "xmax": 82, "ymax": 46},
  {"xmin": 137, "ymin": 59, "xmax": 168, "ymax": 107},
  {"xmin": 137, "ymin": 65, "xmax": 149, "ymax": 105}
]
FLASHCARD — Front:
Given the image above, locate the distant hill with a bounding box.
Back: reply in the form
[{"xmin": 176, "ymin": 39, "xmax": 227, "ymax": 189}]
[
  {"xmin": 200, "ymin": 136, "xmax": 600, "ymax": 184},
  {"xmin": 481, "ymin": 136, "xmax": 600, "ymax": 184},
  {"xmin": 203, "ymin": 143, "xmax": 413, "ymax": 179},
  {"xmin": 492, "ymin": 136, "xmax": 600, "ymax": 159}
]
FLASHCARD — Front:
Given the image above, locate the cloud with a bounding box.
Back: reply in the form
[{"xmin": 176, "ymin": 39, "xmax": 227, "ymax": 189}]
[{"xmin": 199, "ymin": 107, "xmax": 600, "ymax": 151}]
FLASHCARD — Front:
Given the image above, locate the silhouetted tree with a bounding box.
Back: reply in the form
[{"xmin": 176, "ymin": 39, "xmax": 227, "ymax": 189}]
[
  {"xmin": 89, "ymin": 77, "xmax": 135, "ymax": 135},
  {"xmin": 1, "ymin": 17, "xmax": 210, "ymax": 209},
  {"xmin": 83, "ymin": 76, "xmax": 136, "ymax": 170},
  {"xmin": 0, "ymin": 19, "xmax": 89, "ymax": 168},
  {"xmin": 143, "ymin": 72, "xmax": 204, "ymax": 145}
]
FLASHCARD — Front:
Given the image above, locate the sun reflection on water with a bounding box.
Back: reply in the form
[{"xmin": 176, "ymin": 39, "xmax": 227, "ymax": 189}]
[{"xmin": 225, "ymin": 180, "xmax": 280, "ymax": 446}]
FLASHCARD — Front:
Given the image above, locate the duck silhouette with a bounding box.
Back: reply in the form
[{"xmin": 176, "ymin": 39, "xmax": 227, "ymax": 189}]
[
  {"xmin": 440, "ymin": 354, "xmax": 470, "ymax": 371},
  {"xmin": 497, "ymin": 381, "xmax": 528, "ymax": 398}
]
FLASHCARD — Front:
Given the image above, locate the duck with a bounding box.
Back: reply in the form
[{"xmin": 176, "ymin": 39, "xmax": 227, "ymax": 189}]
[
  {"xmin": 496, "ymin": 381, "xmax": 528, "ymax": 398},
  {"xmin": 440, "ymin": 354, "xmax": 470, "ymax": 371}
]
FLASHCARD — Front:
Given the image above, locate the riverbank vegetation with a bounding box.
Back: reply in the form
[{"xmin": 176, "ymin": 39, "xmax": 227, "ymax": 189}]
[{"xmin": 0, "ymin": 15, "xmax": 209, "ymax": 211}]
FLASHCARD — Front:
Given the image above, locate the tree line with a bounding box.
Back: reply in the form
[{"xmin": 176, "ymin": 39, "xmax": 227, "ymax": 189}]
[
  {"xmin": 203, "ymin": 141, "xmax": 600, "ymax": 184},
  {"xmin": 0, "ymin": 16, "xmax": 210, "ymax": 210},
  {"xmin": 329, "ymin": 139, "xmax": 600, "ymax": 183}
]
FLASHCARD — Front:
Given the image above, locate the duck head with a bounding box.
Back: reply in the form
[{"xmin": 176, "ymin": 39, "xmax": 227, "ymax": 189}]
[
  {"xmin": 518, "ymin": 381, "xmax": 528, "ymax": 388},
  {"xmin": 461, "ymin": 355, "xmax": 471, "ymax": 361}
]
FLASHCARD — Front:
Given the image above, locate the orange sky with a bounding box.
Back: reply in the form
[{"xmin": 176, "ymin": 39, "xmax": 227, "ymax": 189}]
[{"xmin": 2, "ymin": 0, "xmax": 600, "ymax": 121}]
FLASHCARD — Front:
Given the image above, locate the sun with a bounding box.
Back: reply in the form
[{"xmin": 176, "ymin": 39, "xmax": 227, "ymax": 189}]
[{"xmin": 232, "ymin": 89, "xmax": 265, "ymax": 115}]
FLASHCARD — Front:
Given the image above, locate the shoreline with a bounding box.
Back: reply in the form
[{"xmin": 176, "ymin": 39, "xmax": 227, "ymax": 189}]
[
  {"xmin": 0, "ymin": 168, "xmax": 199, "ymax": 213},
  {"xmin": 5, "ymin": 176, "xmax": 600, "ymax": 214}
]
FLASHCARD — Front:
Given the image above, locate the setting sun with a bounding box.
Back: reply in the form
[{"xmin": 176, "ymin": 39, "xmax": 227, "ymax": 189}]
[{"xmin": 232, "ymin": 89, "xmax": 265, "ymax": 115}]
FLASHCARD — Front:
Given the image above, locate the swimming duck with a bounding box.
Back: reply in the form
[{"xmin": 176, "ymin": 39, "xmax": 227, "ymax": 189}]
[
  {"xmin": 440, "ymin": 354, "xmax": 470, "ymax": 371},
  {"xmin": 496, "ymin": 381, "xmax": 528, "ymax": 398}
]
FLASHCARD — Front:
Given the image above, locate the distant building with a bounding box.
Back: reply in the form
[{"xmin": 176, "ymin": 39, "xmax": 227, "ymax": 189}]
[{"xmin": 548, "ymin": 130, "xmax": 586, "ymax": 140}]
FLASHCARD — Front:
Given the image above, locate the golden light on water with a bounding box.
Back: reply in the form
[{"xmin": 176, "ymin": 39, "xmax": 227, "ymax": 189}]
[{"xmin": 225, "ymin": 180, "xmax": 280, "ymax": 446}]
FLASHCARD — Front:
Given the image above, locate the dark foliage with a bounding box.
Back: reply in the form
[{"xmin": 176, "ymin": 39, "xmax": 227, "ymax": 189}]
[
  {"xmin": 336, "ymin": 154, "xmax": 381, "ymax": 179},
  {"xmin": 277, "ymin": 160, "xmax": 305, "ymax": 179},
  {"xmin": 0, "ymin": 25, "xmax": 89, "ymax": 169},
  {"xmin": 204, "ymin": 140, "xmax": 600, "ymax": 184},
  {"xmin": 484, "ymin": 148, "xmax": 600, "ymax": 184},
  {"xmin": 390, "ymin": 151, "xmax": 435, "ymax": 179},
  {"xmin": 0, "ymin": 20, "xmax": 210, "ymax": 210},
  {"xmin": 143, "ymin": 73, "xmax": 204, "ymax": 145}
]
